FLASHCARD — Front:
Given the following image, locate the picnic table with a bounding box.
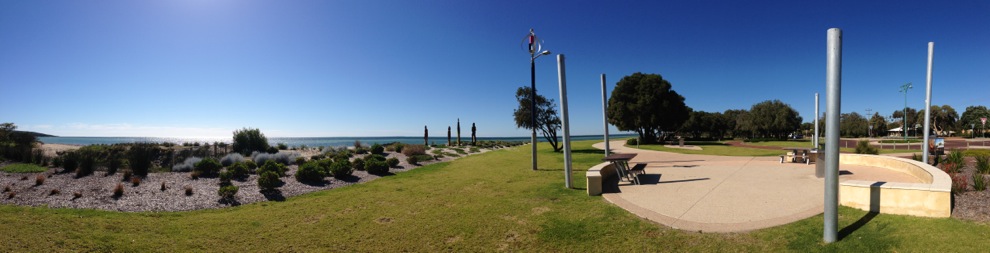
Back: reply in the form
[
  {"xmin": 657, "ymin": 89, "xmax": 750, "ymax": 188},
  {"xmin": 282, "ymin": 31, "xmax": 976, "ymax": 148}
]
[
  {"xmin": 603, "ymin": 153, "xmax": 643, "ymax": 185},
  {"xmin": 780, "ymin": 147, "xmax": 816, "ymax": 164}
]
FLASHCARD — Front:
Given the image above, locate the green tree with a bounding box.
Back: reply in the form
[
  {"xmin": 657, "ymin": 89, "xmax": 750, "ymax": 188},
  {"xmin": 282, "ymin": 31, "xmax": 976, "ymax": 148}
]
[
  {"xmin": 0, "ymin": 123, "xmax": 37, "ymax": 162},
  {"xmin": 232, "ymin": 128, "xmax": 270, "ymax": 155},
  {"xmin": 892, "ymin": 107, "xmax": 918, "ymax": 135},
  {"xmin": 723, "ymin": 109, "xmax": 749, "ymax": 138},
  {"xmin": 746, "ymin": 100, "xmax": 802, "ymax": 139},
  {"xmin": 839, "ymin": 112, "xmax": 869, "ymax": 137},
  {"xmin": 916, "ymin": 105, "xmax": 959, "ymax": 136},
  {"xmin": 960, "ymin": 106, "xmax": 990, "ymax": 137},
  {"xmin": 512, "ymin": 87, "xmax": 562, "ymax": 152},
  {"xmin": 607, "ymin": 72, "xmax": 690, "ymax": 143},
  {"xmin": 869, "ymin": 113, "xmax": 888, "ymax": 137}
]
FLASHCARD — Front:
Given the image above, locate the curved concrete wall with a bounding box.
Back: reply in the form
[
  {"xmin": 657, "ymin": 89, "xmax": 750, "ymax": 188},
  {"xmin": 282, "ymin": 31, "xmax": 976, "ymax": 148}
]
[
  {"xmin": 586, "ymin": 162, "xmax": 616, "ymax": 196},
  {"xmin": 838, "ymin": 154, "xmax": 951, "ymax": 218}
]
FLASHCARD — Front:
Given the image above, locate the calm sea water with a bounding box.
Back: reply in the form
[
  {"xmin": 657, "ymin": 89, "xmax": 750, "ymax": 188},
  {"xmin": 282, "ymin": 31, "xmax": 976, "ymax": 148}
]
[{"xmin": 38, "ymin": 134, "xmax": 634, "ymax": 147}]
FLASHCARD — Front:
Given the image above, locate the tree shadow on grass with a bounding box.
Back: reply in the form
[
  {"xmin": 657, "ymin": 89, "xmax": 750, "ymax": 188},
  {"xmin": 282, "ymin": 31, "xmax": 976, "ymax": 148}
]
[
  {"xmin": 298, "ymin": 179, "xmax": 329, "ymax": 187},
  {"xmin": 219, "ymin": 198, "xmax": 241, "ymax": 206},
  {"xmin": 261, "ymin": 189, "xmax": 285, "ymax": 202}
]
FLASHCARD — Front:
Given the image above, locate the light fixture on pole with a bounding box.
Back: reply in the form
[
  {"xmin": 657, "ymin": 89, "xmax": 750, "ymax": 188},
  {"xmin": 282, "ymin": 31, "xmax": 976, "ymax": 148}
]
[
  {"xmin": 899, "ymin": 83, "xmax": 913, "ymax": 141},
  {"xmin": 524, "ymin": 29, "xmax": 550, "ymax": 171}
]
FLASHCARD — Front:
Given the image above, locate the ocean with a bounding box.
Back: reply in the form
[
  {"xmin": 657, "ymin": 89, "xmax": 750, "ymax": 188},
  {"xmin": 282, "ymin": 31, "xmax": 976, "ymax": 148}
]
[{"xmin": 38, "ymin": 134, "xmax": 635, "ymax": 148}]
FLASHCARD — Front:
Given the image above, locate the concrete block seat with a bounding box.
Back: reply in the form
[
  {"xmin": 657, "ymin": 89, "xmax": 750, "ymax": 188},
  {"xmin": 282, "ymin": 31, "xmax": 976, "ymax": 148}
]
[{"xmin": 837, "ymin": 154, "xmax": 952, "ymax": 218}]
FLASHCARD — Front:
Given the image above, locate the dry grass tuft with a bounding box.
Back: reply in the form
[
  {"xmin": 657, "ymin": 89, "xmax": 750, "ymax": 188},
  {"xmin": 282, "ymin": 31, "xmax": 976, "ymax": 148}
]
[
  {"xmin": 184, "ymin": 185, "xmax": 193, "ymax": 196},
  {"xmin": 113, "ymin": 183, "xmax": 124, "ymax": 197},
  {"xmin": 35, "ymin": 174, "xmax": 45, "ymax": 186},
  {"xmin": 131, "ymin": 176, "xmax": 141, "ymax": 187}
]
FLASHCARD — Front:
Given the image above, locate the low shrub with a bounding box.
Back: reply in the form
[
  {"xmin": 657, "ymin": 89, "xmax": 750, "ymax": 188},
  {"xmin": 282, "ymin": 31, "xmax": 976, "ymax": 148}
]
[
  {"xmin": 469, "ymin": 147, "xmax": 480, "ymax": 153},
  {"xmin": 401, "ymin": 145, "xmax": 427, "ymax": 157},
  {"xmin": 976, "ymin": 155, "xmax": 990, "ymax": 175},
  {"xmin": 973, "ymin": 173, "xmax": 988, "ymax": 191},
  {"xmin": 295, "ymin": 161, "xmax": 326, "ymax": 183},
  {"xmin": 406, "ymin": 156, "xmax": 419, "ymax": 165},
  {"xmin": 277, "ymin": 143, "xmax": 288, "ymax": 150},
  {"xmin": 184, "ymin": 185, "xmax": 193, "ymax": 196},
  {"xmin": 131, "ymin": 176, "xmax": 141, "ymax": 186},
  {"xmin": 251, "ymin": 151, "xmax": 300, "ymax": 166},
  {"xmin": 61, "ymin": 151, "xmax": 79, "ymax": 173},
  {"xmin": 451, "ymin": 148, "xmax": 467, "ymax": 155},
  {"xmin": 160, "ymin": 182, "xmax": 166, "ymax": 191},
  {"xmin": 194, "ymin": 157, "xmax": 222, "ymax": 176},
  {"xmin": 257, "ymin": 171, "xmax": 281, "ymax": 191},
  {"xmin": 387, "ymin": 143, "xmax": 404, "ymax": 153},
  {"xmin": 218, "ymin": 185, "xmax": 239, "ymax": 200},
  {"xmin": 942, "ymin": 151, "xmax": 965, "ymax": 174},
  {"xmin": 122, "ymin": 170, "xmax": 132, "ymax": 181},
  {"xmin": 127, "ymin": 143, "xmax": 159, "ymax": 177},
  {"xmin": 220, "ymin": 153, "xmax": 246, "ymax": 167},
  {"xmin": 35, "ymin": 174, "xmax": 45, "ymax": 186},
  {"xmin": 73, "ymin": 191, "xmax": 82, "ymax": 199},
  {"xmin": 365, "ymin": 154, "xmax": 386, "ymax": 162},
  {"xmin": 244, "ymin": 160, "xmax": 258, "ymax": 171},
  {"xmin": 106, "ymin": 158, "xmax": 124, "ymax": 175},
  {"xmin": 854, "ymin": 140, "xmax": 878, "ymax": 155},
  {"xmin": 310, "ymin": 154, "xmax": 326, "ymax": 161},
  {"xmin": 2, "ymin": 185, "xmax": 9, "ymax": 192},
  {"xmin": 911, "ymin": 153, "xmax": 923, "ymax": 162},
  {"xmin": 295, "ymin": 156, "xmax": 307, "ymax": 165},
  {"xmin": 386, "ymin": 157, "xmax": 400, "ymax": 168},
  {"xmin": 370, "ymin": 144, "xmax": 385, "ymax": 155},
  {"xmin": 7, "ymin": 192, "xmax": 15, "ymax": 199},
  {"xmin": 257, "ymin": 160, "xmax": 287, "ymax": 177},
  {"xmin": 353, "ymin": 140, "xmax": 363, "ymax": 149},
  {"xmin": 329, "ymin": 159, "xmax": 353, "ymax": 179},
  {"xmin": 951, "ymin": 173, "xmax": 968, "ymax": 194},
  {"xmin": 352, "ymin": 157, "xmax": 365, "ymax": 171},
  {"xmin": 173, "ymin": 157, "xmax": 202, "ymax": 172},
  {"xmin": 190, "ymin": 170, "xmax": 201, "ymax": 179},
  {"xmin": 354, "ymin": 147, "xmax": 368, "ymax": 155},
  {"xmin": 413, "ymin": 154, "xmax": 434, "ymax": 163},
  {"xmin": 366, "ymin": 159, "xmax": 389, "ymax": 175},
  {"xmin": 229, "ymin": 162, "xmax": 250, "ymax": 179},
  {"xmin": 626, "ymin": 138, "xmax": 638, "ymax": 145},
  {"xmin": 49, "ymin": 189, "xmax": 60, "ymax": 196},
  {"xmin": 219, "ymin": 170, "xmax": 233, "ymax": 185},
  {"xmin": 266, "ymin": 146, "xmax": 279, "ymax": 154},
  {"xmin": 113, "ymin": 183, "xmax": 124, "ymax": 197}
]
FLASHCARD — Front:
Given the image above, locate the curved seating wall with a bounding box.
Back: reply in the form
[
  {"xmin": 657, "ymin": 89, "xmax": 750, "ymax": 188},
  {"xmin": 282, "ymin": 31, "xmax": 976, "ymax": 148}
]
[{"xmin": 838, "ymin": 154, "xmax": 951, "ymax": 218}]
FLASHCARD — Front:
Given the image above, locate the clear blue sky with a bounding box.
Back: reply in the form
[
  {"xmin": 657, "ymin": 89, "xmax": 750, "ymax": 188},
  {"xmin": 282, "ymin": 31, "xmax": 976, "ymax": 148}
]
[{"xmin": 1, "ymin": 0, "xmax": 988, "ymax": 138}]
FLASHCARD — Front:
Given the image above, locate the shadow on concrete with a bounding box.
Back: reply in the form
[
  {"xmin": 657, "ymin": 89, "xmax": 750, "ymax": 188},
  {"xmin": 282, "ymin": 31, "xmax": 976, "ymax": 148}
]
[
  {"xmin": 839, "ymin": 170, "xmax": 854, "ymax": 175},
  {"xmin": 637, "ymin": 160, "xmax": 706, "ymax": 164},
  {"xmin": 638, "ymin": 174, "xmax": 709, "ymax": 185},
  {"xmin": 603, "ymin": 174, "xmax": 621, "ymax": 193}
]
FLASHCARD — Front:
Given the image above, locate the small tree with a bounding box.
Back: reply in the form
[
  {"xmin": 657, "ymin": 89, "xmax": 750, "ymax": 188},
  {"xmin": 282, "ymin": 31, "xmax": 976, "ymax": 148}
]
[
  {"xmin": 512, "ymin": 87, "xmax": 562, "ymax": 151},
  {"xmin": 232, "ymin": 128, "xmax": 270, "ymax": 155},
  {"xmin": 607, "ymin": 73, "xmax": 689, "ymax": 144}
]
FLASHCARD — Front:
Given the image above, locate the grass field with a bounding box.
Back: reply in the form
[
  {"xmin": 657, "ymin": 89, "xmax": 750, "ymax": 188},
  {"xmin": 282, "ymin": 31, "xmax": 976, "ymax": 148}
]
[
  {"xmin": 1, "ymin": 140, "xmax": 989, "ymax": 251},
  {"xmin": 0, "ymin": 163, "xmax": 48, "ymax": 173}
]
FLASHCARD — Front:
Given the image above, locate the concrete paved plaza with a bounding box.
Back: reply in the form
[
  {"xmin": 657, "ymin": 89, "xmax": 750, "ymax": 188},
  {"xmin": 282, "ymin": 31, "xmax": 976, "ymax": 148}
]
[{"xmin": 592, "ymin": 140, "xmax": 922, "ymax": 232}]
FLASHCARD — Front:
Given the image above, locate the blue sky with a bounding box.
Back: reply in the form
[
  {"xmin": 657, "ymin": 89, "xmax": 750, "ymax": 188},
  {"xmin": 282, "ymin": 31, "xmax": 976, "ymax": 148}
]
[{"xmin": 1, "ymin": 0, "xmax": 988, "ymax": 138}]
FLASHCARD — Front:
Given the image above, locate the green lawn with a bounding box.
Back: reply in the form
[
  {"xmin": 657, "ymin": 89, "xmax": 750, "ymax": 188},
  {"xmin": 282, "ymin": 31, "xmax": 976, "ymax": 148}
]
[
  {"xmin": 0, "ymin": 163, "xmax": 48, "ymax": 173},
  {"xmin": 1, "ymin": 140, "xmax": 988, "ymax": 251}
]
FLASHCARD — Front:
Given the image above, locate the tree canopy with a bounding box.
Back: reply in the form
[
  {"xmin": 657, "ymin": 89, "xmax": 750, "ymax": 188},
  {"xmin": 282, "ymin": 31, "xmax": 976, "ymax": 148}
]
[
  {"xmin": 745, "ymin": 100, "xmax": 802, "ymax": 139},
  {"xmin": 917, "ymin": 105, "xmax": 958, "ymax": 136},
  {"xmin": 232, "ymin": 128, "xmax": 270, "ymax": 155},
  {"xmin": 960, "ymin": 105, "xmax": 989, "ymax": 136},
  {"xmin": 513, "ymin": 86, "xmax": 562, "ymax": 152},
  {"xmin": 607, "ymin": 72, "xmax": 689, "ymax": 143}
]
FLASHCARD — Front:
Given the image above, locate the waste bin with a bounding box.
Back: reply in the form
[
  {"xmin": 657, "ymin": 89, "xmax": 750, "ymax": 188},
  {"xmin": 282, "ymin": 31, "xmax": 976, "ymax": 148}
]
[
  {"xmin": 814, "ymin": 148, "xmax": 824, "ymax": 178},
  {"xmin": 678, "ymin": 138, "xmax": 684, "ymax": 147}
]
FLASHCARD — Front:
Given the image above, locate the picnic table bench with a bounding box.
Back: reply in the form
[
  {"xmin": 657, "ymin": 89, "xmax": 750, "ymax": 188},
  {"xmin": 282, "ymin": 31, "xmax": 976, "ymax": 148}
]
[
  {"xmin": 603, "ymin": 153, "xmax": 644, "ymax": 185},
  {"xmin": 779, "ymin": 148, "xmax": 816, "ymax": 164}
]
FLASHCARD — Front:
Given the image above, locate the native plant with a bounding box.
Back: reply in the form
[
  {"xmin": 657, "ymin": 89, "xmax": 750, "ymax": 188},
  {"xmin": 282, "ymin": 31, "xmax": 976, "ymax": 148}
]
[
  {"xmin": 370, "ymin": 143, "xmax": 384, "ymax": 155},
  {"xmin": 257, "ymin": 171, "xmax": 281, "ymax": 191},
  {"xmin": 386, "ymin": 157, "xmax": 400, "ymax": 168},
  {"xmin": 233, "ymin": 128, "xmax": 270, "ymax": 155},
  {"xmin": 975, "ymin": 155, "xmax": 990, "ymax": 174},
  {"xmin": 366, "ymin": 159, "xmax": 389, "ymax": 175},
  {"xmin": 854, "ymin": 140, "xmax": 878, "ymax": 155},
  {"xmin": 401, "ymin": 145, "xmax": 427, "ymax": 157},
  {"xmin": 218, "ymin": 185, "xmax": 239, "ymax": 201},
  {"xmin": 973, "ymin": 173, "xmax": 987, "ymax": 191},
  {"xmin": 220, "ymin": 153, "xmax": 246, "ymax": 167},
  {"xmin": 194, "ymin": 157, "xmax": 222, "ymax": 176},
  {"xmin": 295, "ymin": 161, "xmax": 325, "ymax": 183},
  {"xmin": 173, "ymin": 157, "xmax": 202, "ymax": 172}
]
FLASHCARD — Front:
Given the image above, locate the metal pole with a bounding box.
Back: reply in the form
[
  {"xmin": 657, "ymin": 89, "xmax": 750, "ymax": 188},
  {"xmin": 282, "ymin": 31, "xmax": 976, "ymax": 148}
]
[
  {"xmin": 814, "ymin": 93, "xmax": 819, "ymax": 148},
  {"xmin": 530, "ymin": 46, "xmax": 538, "ymax": 171},
  {"xmin": 602, "ymin": 74, "xmax": 610, "ymax": 156},
  {"xmin": 922, "ymin": 42, "xmax": 934, "ymax": 164},
  {"xmin": 558, "ymin": 54, "xmax": 572, "ymax": 189},
  {"xmin": 824, "ymin": 28, "xmax": 842, "ymax": 244}
]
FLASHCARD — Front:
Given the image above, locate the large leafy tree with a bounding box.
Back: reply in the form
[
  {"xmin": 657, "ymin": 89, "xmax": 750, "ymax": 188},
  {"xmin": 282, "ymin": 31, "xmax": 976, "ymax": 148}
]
[
  {"xmin": 513, "ymin": 87, "xmax": 562, "ymax": 152},
  {"xmin": 746, "ymin": 100, "xmax": 802, "ymax": 139},
  {"xmin": 679, "ymin": 111, "xmax": 730, "ymax": 140},
  {"xmin": 869, "ymin": 113, "xmax": 888, "ymax": 137},
  {"xmin": 723, "ymin": 109, "xmax": 749, "ymax": 138},
  {"xmin": 891, "ymin": 107, "xmax": 918, "ymax": 134},
  {"xmin": 960, "ymin": 106, "xmax": 990, "ymax": 137},
  {"xmin": 839, "ymin": 112, "xmax": 869, "ymax": 137},
  {"xmin": 607, "ymin": 72, "xmax": 690, "ymax": 143},
  {"xmin": 916, "ymin": 105, "xmax": 959, "ymax": 136}
]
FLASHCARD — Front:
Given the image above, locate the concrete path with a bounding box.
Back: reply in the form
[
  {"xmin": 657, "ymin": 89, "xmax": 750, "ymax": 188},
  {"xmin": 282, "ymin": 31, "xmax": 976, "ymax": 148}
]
[{"xmin": 593, "ymin": 140, "xmax": 922, "ymax": 233}]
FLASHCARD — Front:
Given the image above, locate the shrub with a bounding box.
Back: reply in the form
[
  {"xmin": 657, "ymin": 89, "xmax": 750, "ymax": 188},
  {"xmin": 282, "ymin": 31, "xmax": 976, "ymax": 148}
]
[
  {"xmin": 365, "ymin": 154, "xmax": 386, "ymax": 162},
  {"xmin": 354, "ymin": 147, "xmax": 368, "ymax": 155},
  {"xmin": 243, "ymin": 160, "xmax": 258, "ymax": 171},
  {"xmin": 35, "ymin": 174, "xmax": 45, "ymax": 186},
  {"xmin": 277, "ymin": 143, "xmax": 288, "ymax": 150},
  {"xmin": 113, "ymin": 183, "xmax": 124, "ymax": 197},
  {"xmin": 295, "ymin": 161, "xmax": 326, "ymax": 183},
  {"xmin": 7, "ymin": 192, "xmax": 15, "ymax": 199},
  {"xmin": 973, "ymin": 173, "xmax": 988, "ymax": 191},
  {"xmin": 61, "ymin": 151, "xmax": 79, "ymax": 173},
  {"xmin": 406, "ymin": 156, "xmax": 419, "ymax": 165},
  {"xmin": 184, "ymin": 185, "xmax": 193, "ymax": 196},
  {"xmin": 127, "ymin": 143, "xmax": 159, "ymax": 177},
  {"xmin": 401, "ymin": 145, "xmax": 427, "ymax": 157},
  {"xmin": 218, "ymin": 185, "xmax": 239, "ymax": 200},
  {"xmin": 220, "ymin": 153, "xmax": 246, "ymax": 167},
  {"xmin": 173, "ymin": 157, "xmax": 202, "ymax": 172},
  {"xmin": 310, "ymin": 154, "xmax": 326, "ymax": 161},
  {"xmin": 251, "ymin": 151, "xmax": 299, "ymax": 166},
  {"xmin": 122, "ymin": 170, "xmax": 132, "ymax": 181},
  {"xmin": 352, "ymin": 157, "xmax": 365, "ymax": 171},
  {"xmin": 366, "ymin": 159, "xmax": 389, "ymax": 175},
  {"xmin": 626, "ymin": 138, "xmax": 638, "ymax": 145},
  {"xmin": 469, "ymin": 147, "xmax": 480, "ymax": 153},
  {"xmin": 229, "ymin": 162, "xmax": 249, "ymax": 179},
  {"xmin": 951, "ymin": 173, "xmax": 968, "ymax": 194},
  {"xmin": 976, "ymin": 155, "xmax": 990, "ymax": 175},
  {"xmin": 911, "ymin": 153, "xmax": 923, "ymax": 162},
  {"xmin": 194, "ymin": 157, "xmax": 222, "ymax": 176},
  {"xmin": 854, "ymin": 140, "xmax": 878, "ymax": 155},
  {"xmin": 131, "ymin": 176, "xmax": 141, "ymax": 186},
  {"xmin": 942, "ymin": 151, "xmax": 965, "ymax": 174},
  {"xmin": 190, "ymin": 170, "xmax": 201, "ymax": 179},
  {"xmin": 233, "ymin": 128, "xmax": 270, "ymax": 155},
  {"xmin": 2, "ymin": 185, "xmax": 9, "ymax": 192},
  {"xmin": 329, "ymin": 159, "xmax": 353, "ymax": 179},
  {"xmin": 354, "ymin": 140, "xmax": 363, "ymax": 149},
  {"xmin": 49, "ymin": 189, "xmax": 60, "ymax": 196},
  {"xmin": 295, "ymin": 156, "xmax": 306, "ymax": 165},
  {"xmin": 370, "ymin": 143, "xmax": 385, "ymax": 155},
  {"xmin": 257, "ymin": 171, "xmax": 281, "ymax": 191},
  {"xmin": 387, "ymin": 143, "xmax": 404, "ymax": 153},
  {"xmin": 219, "ymin": 170, "xmax": 233, "ymax": 185},
  {"xmin": 257, "ymin": 160, "xmax": 287, "ymax": 177},
  {"xmin": 386, "ymin": 157, "xmax": 400, "ymax": 168},
  {"xmin": 160, "ymin": 182, "xmax": 166, "ymax": 191},
  {"xmin": 413, "ymin": 154, "xmax": 434, "ymax": 163},
  {"xmin": 106, "ymin": 158, "xmax": 124, "ymax": 175},
  {"xmin": 73, "ymin": 191, "xmax": 82, "ymax": 199}
]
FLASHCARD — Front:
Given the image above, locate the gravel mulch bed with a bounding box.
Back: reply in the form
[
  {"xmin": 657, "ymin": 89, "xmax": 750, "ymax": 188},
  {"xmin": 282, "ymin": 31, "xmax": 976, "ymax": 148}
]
[
  {"xmin": 949, "ymin": 157, "xmax": 990, "ymax": 224},
  {"xmin": 0, "ymin": 147, "xmax": 497, "ymax": 212}
]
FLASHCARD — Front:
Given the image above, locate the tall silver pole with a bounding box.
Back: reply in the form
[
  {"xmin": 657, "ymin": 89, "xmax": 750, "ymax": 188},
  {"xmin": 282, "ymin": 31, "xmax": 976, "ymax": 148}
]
[
  {"xmin": 602, "ymin": 74, "xmax": 610, "ymax": 156},
  {"xmin": 557, "ymin": 54, "xmax": 573, "ymax": 189},
  {"xmin": 814, "ymin": 93, "xmax": 820, "ymax": 148},
  {"xmin": 824, "ymin": 28, "xmax": 842, "ymax": 244},
  {"xmin": 922, "ymin": 42, "xmax": 935, "ymax": 164}
]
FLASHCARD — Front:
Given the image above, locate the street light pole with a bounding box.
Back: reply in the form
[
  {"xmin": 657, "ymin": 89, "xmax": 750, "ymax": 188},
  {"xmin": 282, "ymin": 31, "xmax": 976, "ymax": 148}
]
[
  {"xmin": 526, "ymin": 29, "xmax": 550, "ymax": 171},
  {"xmin": 899, "ymin": 83, "xmax": 913, "ymax": 141}
]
